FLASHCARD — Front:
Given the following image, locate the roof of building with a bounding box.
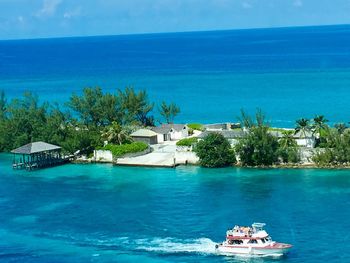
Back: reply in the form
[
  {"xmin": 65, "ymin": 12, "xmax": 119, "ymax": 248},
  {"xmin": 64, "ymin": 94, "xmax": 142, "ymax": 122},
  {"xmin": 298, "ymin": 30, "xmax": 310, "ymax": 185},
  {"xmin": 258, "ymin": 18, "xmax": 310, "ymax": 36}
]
[
  {"xmin": 11, "ymin": 141, "xmax": 61, "ymax": 155},
  {"xmin": 293, "ymin": 130, "xmax": 314, "ymax": 138},
  {"xmin": 198, "ymin": 130, "xmax": 246, "ymax": 139},
  {"xmin": 130, "ymin": 129, "xmax": 158, "ymax": 137},
  {"xmin": 151, "ymin": 124, "xmax": 187, "ymax": 134},
  {"xmin": 198, "ymin": 129, "xmax": 315, "ymax": 140}
]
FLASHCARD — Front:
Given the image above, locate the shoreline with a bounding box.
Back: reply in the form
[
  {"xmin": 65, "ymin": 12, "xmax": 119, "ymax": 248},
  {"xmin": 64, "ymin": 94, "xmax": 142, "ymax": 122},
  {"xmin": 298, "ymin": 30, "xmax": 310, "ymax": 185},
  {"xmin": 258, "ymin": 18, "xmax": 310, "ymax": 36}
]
[{"xmin": 72, "ymin": 158, "xmax": 350, "ymax": 170}]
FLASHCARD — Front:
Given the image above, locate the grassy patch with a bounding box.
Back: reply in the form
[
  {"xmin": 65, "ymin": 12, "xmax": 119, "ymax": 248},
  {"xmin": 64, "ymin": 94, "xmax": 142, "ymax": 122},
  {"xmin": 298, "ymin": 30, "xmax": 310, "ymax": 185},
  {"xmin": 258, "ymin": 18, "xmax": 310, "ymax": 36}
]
[
  {"xmin": 187, "ymin": 123, "xmax": 204, "ymax": 131},
  {"xmin": 176, "ymin": 137, "xmax": 198, "ymax": 146},
  {"xmin": 101, "ymin": 142, "xmax": 148, "ymax": 157}
]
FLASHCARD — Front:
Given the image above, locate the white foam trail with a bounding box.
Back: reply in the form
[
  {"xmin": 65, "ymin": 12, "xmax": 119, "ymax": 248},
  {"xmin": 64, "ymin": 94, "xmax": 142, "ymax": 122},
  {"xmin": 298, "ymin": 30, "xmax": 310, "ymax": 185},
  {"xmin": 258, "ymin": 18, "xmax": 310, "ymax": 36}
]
[{"xmin": 135, "ymin": 237, "xmax": 217, "ymax": 255}]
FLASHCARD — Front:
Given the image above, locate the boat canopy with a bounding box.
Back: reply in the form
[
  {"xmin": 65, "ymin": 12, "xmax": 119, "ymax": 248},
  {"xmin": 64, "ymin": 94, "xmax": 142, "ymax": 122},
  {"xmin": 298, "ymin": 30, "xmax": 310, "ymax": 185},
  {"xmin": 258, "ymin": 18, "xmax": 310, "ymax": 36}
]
[{"xmin": 252, "ymin": 223, "xmax": 266, "ymax": 231}]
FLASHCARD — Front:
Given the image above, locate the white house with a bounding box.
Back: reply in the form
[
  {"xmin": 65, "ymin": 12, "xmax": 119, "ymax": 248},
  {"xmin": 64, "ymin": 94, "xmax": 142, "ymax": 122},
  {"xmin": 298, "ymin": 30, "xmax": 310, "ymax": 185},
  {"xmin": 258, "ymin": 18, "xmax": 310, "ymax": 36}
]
[
  {"xmin": 130, "ymin": 129, "xmax": 159, "ymax": 144},
  {"xmin": 197, "ymin": 130, "xmax": 246, "ymax": 146},
  {"xmin": 151, "ymin": 124, "xmax": 189, "ymax": 141},
  {"xmin": 198, "ymin": 129, "xmax": 316, "ymax": 148},
  {"xmin": 294, "ymin": 131, "xmax": 316, "ymax": 148}
]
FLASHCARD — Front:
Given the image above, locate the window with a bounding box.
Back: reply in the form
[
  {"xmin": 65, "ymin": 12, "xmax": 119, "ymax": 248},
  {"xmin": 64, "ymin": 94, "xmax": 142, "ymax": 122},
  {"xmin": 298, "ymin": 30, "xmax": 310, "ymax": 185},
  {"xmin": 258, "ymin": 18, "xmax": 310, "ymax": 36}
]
[{"xmin": 248, "ymin": 239, "xmax": 258, "ymax": 244}]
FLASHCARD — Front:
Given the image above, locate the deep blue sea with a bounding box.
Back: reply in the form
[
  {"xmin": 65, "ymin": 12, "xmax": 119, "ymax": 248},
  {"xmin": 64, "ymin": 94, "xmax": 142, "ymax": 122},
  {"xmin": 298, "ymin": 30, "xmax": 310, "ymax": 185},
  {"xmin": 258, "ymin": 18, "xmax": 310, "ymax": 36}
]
[
  {"xmin": 1, "ymin": 25, "xmax": 350, "ymax": 126},
  {"xmin": 0, "ymin": 153, "xmax": 349, "ymax": 262}
]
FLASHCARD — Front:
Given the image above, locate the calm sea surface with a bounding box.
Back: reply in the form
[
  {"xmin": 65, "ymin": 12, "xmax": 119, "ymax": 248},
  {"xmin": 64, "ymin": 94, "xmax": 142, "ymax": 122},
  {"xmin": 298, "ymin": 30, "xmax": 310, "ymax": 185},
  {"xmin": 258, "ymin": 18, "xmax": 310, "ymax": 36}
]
[
  {"xmin": 0, "ymin": 154, "xmax": 349, "ymax": 262},
  {"xmin": 1, "ymin": 25, "xmax": 350, "ymax": 126}
]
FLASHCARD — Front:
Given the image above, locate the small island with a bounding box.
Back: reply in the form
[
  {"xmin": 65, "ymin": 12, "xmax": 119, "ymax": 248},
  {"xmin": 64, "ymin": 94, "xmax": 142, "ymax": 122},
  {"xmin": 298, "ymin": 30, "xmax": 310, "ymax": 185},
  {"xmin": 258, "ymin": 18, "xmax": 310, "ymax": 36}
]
[{"xmin": 1, "ymin": 87, "xmax": 349, "ymax": 170}]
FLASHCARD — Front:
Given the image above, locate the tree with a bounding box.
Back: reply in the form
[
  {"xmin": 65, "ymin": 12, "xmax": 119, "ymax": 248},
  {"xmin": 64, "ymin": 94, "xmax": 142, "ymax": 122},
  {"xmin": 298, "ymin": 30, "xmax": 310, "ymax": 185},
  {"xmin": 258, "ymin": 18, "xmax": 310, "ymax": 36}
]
[
  {"xmin": 0, "ymin": 90, "xmax": 6, "ymax": 120},
  {"xmin": 6, "ymin": 92, "xmax": 49, "ymax": 147},
  {"xmin": 277, "ymin": 130, "xmax": 300, "ymax": 164},
  {"xmin": 67, "ymin": 87, "xmax": 120, "ymax": 127},
  {"xmin": 235, "ymin": 125, "xmax": 279, "ymax": 166},
  {"xmin": 235, "ymin": 109, "xmax": 280, "ymax": 166},
  {"xmin": 194, "ymin": 133, "xmax": 235, "ymax": 168},
  {"xmin": 238, "ymin": 108, "xmax": 266, "ymax": 129},
  {"xmin": 295, "ymin": 118, "xmax": 311, "ymax": 138},
  {"xmin": 312, "ymin": 128, "xmax": 350, "ymax": 166},
  {"xmin": 334, "ymin": 123, "xmax": 347, "ymax": 135},
  {"xmin": 312, "ymin": 115, "xmax": 329, "ymax": 138},
  {"xmin": 279, "ymin": 130, "xmax": 297, "ymax": 149},
  {"xmin": 159, "ymin": 101, "xmax": 180, "ymax": 124},
  {"xmin": 101, "ymin": 121, "xmax": 132, "ymax": 145},
  {"xmin": 118, "ymin": 87, "xmax": 154, "ymax": 126}
]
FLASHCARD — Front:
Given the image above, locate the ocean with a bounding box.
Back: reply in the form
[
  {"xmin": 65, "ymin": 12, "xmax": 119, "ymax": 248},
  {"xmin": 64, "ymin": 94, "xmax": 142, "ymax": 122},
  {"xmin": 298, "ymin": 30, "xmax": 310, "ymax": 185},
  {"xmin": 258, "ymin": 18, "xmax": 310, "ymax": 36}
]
[
  {"xmin": 0, "ymin": 153, "xmax": 349, "ymax": 262},
  {"xmin": 1, "ymin": 25, "xmax": 350, "ymax": 126}
]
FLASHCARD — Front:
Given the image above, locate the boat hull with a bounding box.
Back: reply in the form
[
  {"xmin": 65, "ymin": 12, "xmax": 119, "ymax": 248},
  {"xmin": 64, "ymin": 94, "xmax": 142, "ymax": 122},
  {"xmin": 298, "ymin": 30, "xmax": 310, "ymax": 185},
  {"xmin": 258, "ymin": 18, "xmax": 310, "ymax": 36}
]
[{"xmin": 216, "ymin": 243, "xmax": 291, "ymax": 256}]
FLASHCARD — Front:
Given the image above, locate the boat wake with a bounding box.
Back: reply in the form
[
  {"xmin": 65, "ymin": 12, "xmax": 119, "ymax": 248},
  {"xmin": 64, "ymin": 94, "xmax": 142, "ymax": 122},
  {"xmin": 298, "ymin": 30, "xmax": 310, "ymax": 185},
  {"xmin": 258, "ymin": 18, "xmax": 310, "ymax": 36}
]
[
  {"xmin": 25, "ymin": 231, "xmax": 285, "ymax": 259},
  {"xmin": 91, "ymin": 236, "xmax": 283, "ymax": 259},
  {"xmin": 133, "ymin": 237, "xmax": 217, "ymax": 255}
]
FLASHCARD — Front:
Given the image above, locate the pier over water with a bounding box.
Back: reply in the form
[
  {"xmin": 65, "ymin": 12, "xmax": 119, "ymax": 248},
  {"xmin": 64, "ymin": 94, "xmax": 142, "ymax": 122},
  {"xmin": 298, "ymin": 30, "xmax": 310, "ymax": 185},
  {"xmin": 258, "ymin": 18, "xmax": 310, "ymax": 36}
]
[{"xmin": 11, "ymin": 142, "xmax": 67, "ymax": 170}]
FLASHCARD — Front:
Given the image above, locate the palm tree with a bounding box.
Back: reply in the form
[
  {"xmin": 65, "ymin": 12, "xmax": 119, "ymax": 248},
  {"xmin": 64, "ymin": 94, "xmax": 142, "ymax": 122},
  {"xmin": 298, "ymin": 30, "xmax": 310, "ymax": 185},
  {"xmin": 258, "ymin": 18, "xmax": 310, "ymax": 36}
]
[
  {"xmin": 295, "ymin": 118, "xmax": 311, "ymax": 138},
  {"xmin": 159, "ymin": 101, "xmax": 180, "ymax": 124},
  {"xmin": 101, "ymin": 122, "xmax": 131, "ymax": 145},
  {"xmin": 334, "ymin": 123, "xmax": 347, "ymax": 135},
  {"xmin": 312, "ymin": 115, "xmax": 329, "ymax": 138},
  {"xmin": 279, "ymin": 130, "xmax": 297, "ymax": 148}
]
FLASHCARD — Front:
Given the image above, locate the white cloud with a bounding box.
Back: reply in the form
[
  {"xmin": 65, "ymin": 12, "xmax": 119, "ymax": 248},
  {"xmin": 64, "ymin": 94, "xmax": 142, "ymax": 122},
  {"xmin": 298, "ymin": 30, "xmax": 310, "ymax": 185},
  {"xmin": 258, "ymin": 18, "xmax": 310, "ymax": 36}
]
[
  {"xmin": 242, "ymin": 1, "xmax": 253, "ymax": 9},
  {"xmin": 293, "ymin": 0, "xmax": 303, "ymax": 7},
  {"xmin": 36, "ymin": 0, "xmax": 62, "ymax": 17},
  {"xmin": 63, "ymin": 6, "xmax": 81, "ymax": 19}
]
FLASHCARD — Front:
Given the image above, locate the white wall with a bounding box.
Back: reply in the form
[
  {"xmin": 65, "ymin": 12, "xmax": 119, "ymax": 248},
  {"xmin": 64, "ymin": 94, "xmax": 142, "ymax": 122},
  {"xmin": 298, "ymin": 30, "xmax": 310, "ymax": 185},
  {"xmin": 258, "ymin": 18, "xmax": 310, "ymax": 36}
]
[
  {"xmin": 94, "ymin": 150, "xmax": 113, "ymax": 162},
  {"xmin": 175, "ymin": 151, "xmax": 199, "ymax": 164},
  {"xmin": 170, "ymin": 127, "xmax": 189, "ymax": 140},
  {"xmin": 296, "ymin": 138, "xmax": 315, "ymax": 148},
  {"xmin": 157, "ymin": 134, "xmax": 164, "ymax": 144}
]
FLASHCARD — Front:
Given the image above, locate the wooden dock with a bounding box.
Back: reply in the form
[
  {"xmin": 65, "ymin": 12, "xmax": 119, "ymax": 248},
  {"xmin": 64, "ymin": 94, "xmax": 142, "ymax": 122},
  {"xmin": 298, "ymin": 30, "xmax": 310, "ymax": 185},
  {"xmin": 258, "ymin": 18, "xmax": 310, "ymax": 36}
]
[{"xmin": 11, "ymin": 141, "xmax": 69, "ymax": 171}]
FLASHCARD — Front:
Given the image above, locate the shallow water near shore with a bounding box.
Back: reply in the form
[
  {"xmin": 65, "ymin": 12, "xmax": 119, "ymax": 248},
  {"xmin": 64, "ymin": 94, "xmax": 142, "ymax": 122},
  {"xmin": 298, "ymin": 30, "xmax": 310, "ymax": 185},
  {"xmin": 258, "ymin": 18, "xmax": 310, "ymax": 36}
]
[{"xmin": 0, "ymin": 154, "xmax": 349, "ymax": 262}]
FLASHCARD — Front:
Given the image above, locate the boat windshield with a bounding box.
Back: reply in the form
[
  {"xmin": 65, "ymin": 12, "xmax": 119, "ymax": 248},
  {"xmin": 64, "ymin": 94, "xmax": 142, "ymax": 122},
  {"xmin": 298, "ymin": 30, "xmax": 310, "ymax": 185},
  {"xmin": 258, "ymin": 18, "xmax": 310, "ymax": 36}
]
[{"xmin": 252, "ymin": 222, "xmax": 266, "ymax": 233}]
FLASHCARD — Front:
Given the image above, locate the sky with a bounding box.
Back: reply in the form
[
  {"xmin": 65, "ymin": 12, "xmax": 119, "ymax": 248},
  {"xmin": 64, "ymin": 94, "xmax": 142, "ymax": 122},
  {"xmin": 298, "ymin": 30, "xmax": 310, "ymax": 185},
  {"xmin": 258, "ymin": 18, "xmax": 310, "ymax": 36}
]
[{"xmin": 1, "ymin": 0, "xmax": 350, "ymax": 39}]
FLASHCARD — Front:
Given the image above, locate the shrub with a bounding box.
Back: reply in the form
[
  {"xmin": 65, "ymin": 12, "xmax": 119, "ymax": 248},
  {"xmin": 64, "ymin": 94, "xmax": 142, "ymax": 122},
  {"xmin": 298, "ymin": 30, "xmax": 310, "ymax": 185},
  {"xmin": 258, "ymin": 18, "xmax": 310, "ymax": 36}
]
[
  {"xmin": 235, "ymin": 126, "xmax": 279, "ymax": 166},
  {"xmin": 102, "ymin": 142, "xmax": 148, "ymax": 157},
  {"xmin": 187, "ymin": 123, "xmax": 204, "ymax": 131},
  {"xmin": 194, "ymin": 133, "xmax": 235, "ymax": 168},
  {"xmin": 277, "ymin": 147, "xmax": 300, "ymax": 164},
  {"xmin": 176, "ymin": 137, "xmax": 198, "ymax": 146}
]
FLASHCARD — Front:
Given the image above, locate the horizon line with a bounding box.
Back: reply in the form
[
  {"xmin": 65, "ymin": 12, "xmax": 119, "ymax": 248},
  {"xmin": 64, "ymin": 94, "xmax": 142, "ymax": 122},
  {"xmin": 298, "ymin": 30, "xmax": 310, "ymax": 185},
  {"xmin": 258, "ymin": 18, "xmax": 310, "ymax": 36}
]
[{"xmin": 1, "ymin": 23, "xmax": 350, "ymax": 42}]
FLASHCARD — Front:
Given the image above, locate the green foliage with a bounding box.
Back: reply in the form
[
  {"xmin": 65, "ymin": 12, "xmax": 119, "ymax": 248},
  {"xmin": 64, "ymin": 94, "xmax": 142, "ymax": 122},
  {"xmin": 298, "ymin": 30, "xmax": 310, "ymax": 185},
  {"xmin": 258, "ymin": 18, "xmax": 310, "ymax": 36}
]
[
  {"xmin": 238, "ymin": 108, "xmax": 266, "ymax": 128},
  {"xmin": 187, "ymin": 123, "xmax": 204, "ymax": 131},
  {"xmin": 101, "ymin": 121, "xmax": 132, "ymax": 145},
  {"xmin": 159, "ymin": 101, "xmax": 180, "ymax": 124},
  {"xmin": 295, "ymin": 118, "xmax": 311, "ymax": 138},
  {"xmin": 235, "ymin": 125, "xmax": 279, "ymax": 166},
  {"xmin": 194, "ymin": 133, "xmax": 235, "ymax": 168},
  {"xmin": 279, "ymin": 130, "xmax": 297, "ymax": 148},
  {"xmin": 235, "ymin": 109, "xmax": 280, "ymax": 166},
  {"xmin": 312, "ymin": 129, "xmax": 350, "ymax": 166},
  {"xmin": 277, "ymin": 147, "xmax": 300, "ymax": 164},
  {"xmin": 312, "ymin": 115, "xmax": 329, "ymax": 135},
  {"xmin": 176, "ymin": 137, "xmax": 198, "ymax": 146},
  {"xmin": 60, "ymin": 127, "xmax": 102, "ymax": 155},
  {"xmin": 3, "ymin": 92, "xmax": 49, "ymax": 149},
  {"xmin": 0, "ymin": 90, "xmax": 6, "ymax": 120},
  {"xmin": 334, "ymin": 123, "xmax": 347, "ymax": 135},
  {"xmin": 118, "ymin": 87, "xmax": 154, "ymax": 126},
  {"xmin": 0, "ymin": 87, "xmax": 168, "ymax": 154},
  {"xmin": 277, "ymin": 130, "xmax": 300, "ymax": 164},
  {"xmin": 102, "ymin": 142, "xmax": 148, "ymax": 157},
  {"xmin": 67, "ymin": 87, "xmax": 121, "ymax": 127}
]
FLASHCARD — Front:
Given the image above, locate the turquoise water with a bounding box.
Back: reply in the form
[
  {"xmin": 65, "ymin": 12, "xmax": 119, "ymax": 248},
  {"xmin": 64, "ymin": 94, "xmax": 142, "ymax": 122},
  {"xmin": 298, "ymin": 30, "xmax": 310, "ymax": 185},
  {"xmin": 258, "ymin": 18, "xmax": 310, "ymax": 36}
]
[
  {"xmin": 2, "ymin": 25, "xmax": 350, "ymax": 126},
  {"xmin": 0, "ymin": 154, "xmax": 349, "ymax": 262}
]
